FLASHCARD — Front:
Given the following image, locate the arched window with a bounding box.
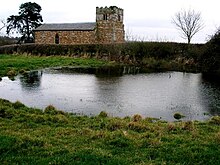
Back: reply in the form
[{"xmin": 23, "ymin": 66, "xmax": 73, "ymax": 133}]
[
  {"xmin": 118, "ymin": 15, "xmax": 121, "ymax": 21},
  {"xmin": 55, "ymin": 33, "xmax": 59, "ymax": 44},
  {"xmin": 103, "ymin": 14, "xmax": 108, "ymax": 20}
]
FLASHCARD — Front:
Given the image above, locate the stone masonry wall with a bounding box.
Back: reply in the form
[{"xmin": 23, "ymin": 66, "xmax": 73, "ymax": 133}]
[
  {"xmin": 96, "ymin": 21, "xmax": 124, "ymax": 44},
  {"xmin": 35, "ymin": 30, "xmax": 96, "ymax": 45},
  {"xmin": 35, "ymin": 6, "xmax": 125, "ymax": 45},
  {"xmin": 96, "ymin": 6, "xmax": 125, "ymax": 44}
]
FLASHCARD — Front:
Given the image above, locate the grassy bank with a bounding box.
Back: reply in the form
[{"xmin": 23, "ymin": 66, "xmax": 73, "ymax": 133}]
[
  {"xmin": 0, "ymin": 42, "xmax": 203, "ymax": 73},
  {"xmin": 0, "ymin": 54, "xmax": 111, "ymax": 77},
  {"xmin": 0, "ymin": 54, "xmax": 199, "ymax": 79},
  {"xmin": 0, "ymin": 98, "xmax": 220, "ymax": 164}
]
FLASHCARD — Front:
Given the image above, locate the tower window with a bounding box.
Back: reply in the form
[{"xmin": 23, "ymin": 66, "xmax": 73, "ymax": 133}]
[
  {"xmin": 118, "ymin": 15, "xmax": 121, "ymax": 21},
  {"xmin": 103, "ymin": 14, "xmax": 108, "ymax": 20},
  {"xmin": 55, "ymin": 33, "xmax": 59, "ymax": 44}
]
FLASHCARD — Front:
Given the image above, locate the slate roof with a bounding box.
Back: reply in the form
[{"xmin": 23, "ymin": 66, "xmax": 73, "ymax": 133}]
[{"xmin": 34, "ymin": 22, "xmax": 96, "ymax": 31}]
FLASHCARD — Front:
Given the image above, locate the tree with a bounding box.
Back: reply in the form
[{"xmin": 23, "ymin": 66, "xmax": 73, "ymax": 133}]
[
  {"xmin": 0, "ymin": 19, "xmax": 7, "ymax": 32},
  {"xmin": 6, "ymin": 2, "xmax": 43, "ymax": 43},
  {"xmin": 200, "ymin": 28, "xmax": 220, "ymax": 74},
  {"xmin": 172, "ymin": 9, "xmax": 203, "ymax": 44}
]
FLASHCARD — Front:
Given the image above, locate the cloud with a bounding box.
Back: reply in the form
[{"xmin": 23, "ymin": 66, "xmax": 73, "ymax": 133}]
[{"xmin": 1, "ymin": 0, "xmax": 220, "ymax": 43}]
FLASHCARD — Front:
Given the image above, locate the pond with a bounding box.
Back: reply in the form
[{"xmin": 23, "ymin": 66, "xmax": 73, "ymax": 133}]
[{"xmin": 0, "ymin": 67, "xmax": 220, "ymax": 121}]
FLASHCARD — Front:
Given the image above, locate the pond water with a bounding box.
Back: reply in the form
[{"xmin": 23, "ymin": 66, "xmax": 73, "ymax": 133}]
[{"xmin": 0, "ymin": 68, "xmax": 220, "ymax": 121}]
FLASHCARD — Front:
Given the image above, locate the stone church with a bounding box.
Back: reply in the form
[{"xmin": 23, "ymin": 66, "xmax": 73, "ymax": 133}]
[{"xmin": 34, "ymin": 6, "xmax": 125, "ymax": 44}]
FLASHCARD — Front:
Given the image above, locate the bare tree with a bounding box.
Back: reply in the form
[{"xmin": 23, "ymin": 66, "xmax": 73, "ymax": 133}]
[
  {"xmin": 0, "ymin": 19, "xmax": 6, "ymax": 32},
  {"xmin": 172, "ymin": 9, "xmax": 204, "ymax": 44}
]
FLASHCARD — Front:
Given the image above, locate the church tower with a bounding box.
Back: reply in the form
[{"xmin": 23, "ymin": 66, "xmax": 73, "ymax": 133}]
[{"xmin": 96, "ymin": 6, "xmax": 125, "ymax": 43}]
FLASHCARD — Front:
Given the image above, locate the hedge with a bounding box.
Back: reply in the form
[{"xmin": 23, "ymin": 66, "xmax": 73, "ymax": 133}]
[{"xmin": 0, "ymin": 42, "xmax": 204, "ymax": 62}]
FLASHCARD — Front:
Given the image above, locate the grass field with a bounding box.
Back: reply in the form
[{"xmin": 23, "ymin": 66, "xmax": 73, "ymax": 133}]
[
  {"xmin": 0, "ymin": 98, "xmax": 220, "ymax": 164},
  {"xmin": 0, "ymin": 54, "xmax": 111, "ymax": 77},
  {"xmin": 0, "ymin": 54, "xmax": 219, "ymax": 164}
]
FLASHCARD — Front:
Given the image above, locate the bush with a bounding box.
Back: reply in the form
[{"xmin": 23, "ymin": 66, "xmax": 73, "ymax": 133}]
[
  {"xmin": 209, "ymin": 116, "xmax": 220, "ymax": 125},
  {"xmin": 173, "ymin": 112, "xmax": 184, "ymax": 120},
  {"xmin": 44, "ymin": 105, "xmax": 58, "ymax": 115},
  {"xmin": 167, "ymin": 122, "xmax": 176, "ymax": 131},
  {"xmin": 98, "ymin": 111, "xmax": 108, "ymax": 118},
  {"xmin": 0, "ymin": 36, "xmax": 17, "ymax": 46},
  {"xmin": 0, "ymin": 42, "xmax": 203, "ymax": 63},
  {"xmin": 107, "ymin": 119, "xmax": 124, "ymax": 131},
  {"xmin": 132, "ymin": 114, "xmax": 143, "ymax": 122},
  {"xmin": 0, "ymin": 108, "xmax": 6, "ymax": 118},
  {"xmin": 182, "ymin": 121, "xmax": 194, "ymax": 131},
  {"xmin": 200, "ymin": 29, "xmax": 220, "ymax": 74},
  {"xmin": 19, "ymin": 69, "xmax": 28, "ymax": 75},
  {"xmin": 128, "ymin": 122, "xmax": 149, "ymax": 132},
  {"xmin": 13, "ymin": 101, "xmax": 26, "ymax": 109},
  {"xmin": 0, "ymin": 107, "xmax": 13, "ymax": 119},
  {"xmin": 215, "ymin": 132, "xmax": 220, "ymax": 144},
  {"xmin": 50, "ymin": 114, "xmax": 69, "ymax": 124},
  {"xmin": 7, "ymin": 69, "xmax": 17, "ymax": 77},
  {"xmin": 30, "ymin": 114, "xmax": 46, "ymax": 123},
  {"xmin": 44, "ymin": 105, "xmax": 66, "ymax": 116}
]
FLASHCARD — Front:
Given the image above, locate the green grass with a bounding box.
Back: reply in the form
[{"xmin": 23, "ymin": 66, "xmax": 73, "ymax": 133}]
[
  {"xmin": 0, "ymin": 54, "xmax": 111, "ymax": 77},
  {"xmin": 0, "ymin": 54, "xmax": 200, "ymax": 79},
  {"xmin": 0, "ymin": 54, "xmax": 218, "ymax": 164},
  {"xmin": 0, "ymin": 98, "xmax": 220, "ymax": 164}
]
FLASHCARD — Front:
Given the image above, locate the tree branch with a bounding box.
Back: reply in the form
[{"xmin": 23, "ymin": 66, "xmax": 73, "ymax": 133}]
[{"xmin": 0, "ymin": 19, "xmax": 6, "ymax": 31}]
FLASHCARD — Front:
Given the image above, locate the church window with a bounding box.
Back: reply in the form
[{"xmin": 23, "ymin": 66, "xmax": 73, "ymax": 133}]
[
  {"xmin": 55, "ymin": 33, "xmax": 59, "ymax": 44},
  {"xmin": 103, "ymin": 14, "xmax": 108, "ymax": 20}
]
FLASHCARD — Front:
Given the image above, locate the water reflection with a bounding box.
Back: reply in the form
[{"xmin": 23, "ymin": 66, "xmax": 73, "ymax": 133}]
[
  {"xmin": 94, "ymin": 76, "xmax": 124, "ymax": 116},
  {"xmin": 20, "ymin": 71, "xmax": 42, "ymax": 90},
  {"xmin": 0, "ymin": 68, "xmax": 219, "ymax": 121},
  {"xmin": 200, "ymin": 75, "xmax": 220, "ymax": 116},
  {"xmin": 52, "ymin": 66, "xmax": 140, "ymax": 77}
]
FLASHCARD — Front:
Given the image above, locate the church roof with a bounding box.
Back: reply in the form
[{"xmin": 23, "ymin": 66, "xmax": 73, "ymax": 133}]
[{"xmin": 34, "ymin": 22, "xmax": 96, "ymax": 31}]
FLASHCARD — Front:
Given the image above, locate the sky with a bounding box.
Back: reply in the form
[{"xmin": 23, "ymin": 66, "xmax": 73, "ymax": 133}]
[{"xmin": 1, "ymin": 0, "xmax": 220, "ymax": 43}]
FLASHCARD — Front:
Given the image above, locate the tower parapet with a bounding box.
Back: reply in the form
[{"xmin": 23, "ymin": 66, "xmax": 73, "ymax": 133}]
[{"xmin": 96, "ymin": 6, "xmax": 123, "ymax": 22}]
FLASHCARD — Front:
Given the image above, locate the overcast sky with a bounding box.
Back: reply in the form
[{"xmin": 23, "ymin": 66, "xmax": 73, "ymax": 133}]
[{"xmin": 1, "ymin": 0, "xmax": 220, "ymax": 43}]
